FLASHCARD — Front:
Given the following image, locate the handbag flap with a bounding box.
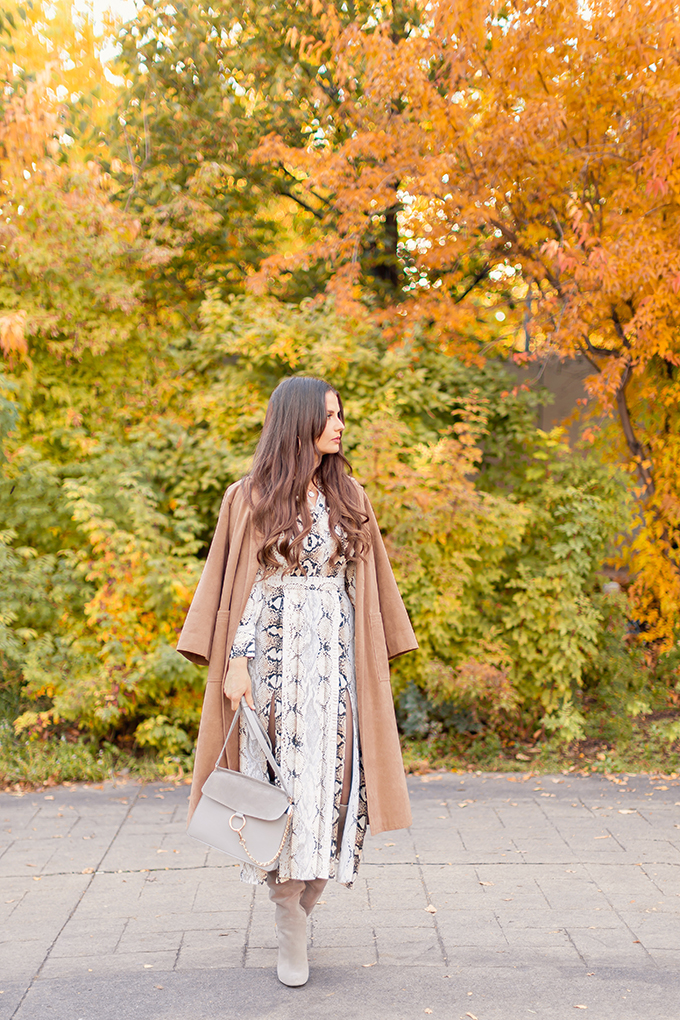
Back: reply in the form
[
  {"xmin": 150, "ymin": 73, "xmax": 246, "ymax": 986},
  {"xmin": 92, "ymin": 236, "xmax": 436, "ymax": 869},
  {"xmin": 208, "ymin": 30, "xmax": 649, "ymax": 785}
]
[{"xmin": 201, "ymin": 767, "xmax": 290, "ymax": 821}]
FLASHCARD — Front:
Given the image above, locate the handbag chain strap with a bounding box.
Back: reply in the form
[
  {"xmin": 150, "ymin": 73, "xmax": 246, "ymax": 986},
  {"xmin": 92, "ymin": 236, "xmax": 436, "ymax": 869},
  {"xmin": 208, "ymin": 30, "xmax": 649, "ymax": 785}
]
[
  {"xmin": 216, "ymin": 697, "xmax": 291, "ymax": 798},
  {"xmin": 230, "ymin": 809, "xmax": 293, "ymax": 869}
]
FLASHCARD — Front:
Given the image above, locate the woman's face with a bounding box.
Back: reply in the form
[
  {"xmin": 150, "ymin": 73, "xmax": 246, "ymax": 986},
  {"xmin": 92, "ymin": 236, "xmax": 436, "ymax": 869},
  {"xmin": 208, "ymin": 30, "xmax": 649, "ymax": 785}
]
[{"xmin": 315, "ymin": 390, "xmax": 345, "ymax": 456}]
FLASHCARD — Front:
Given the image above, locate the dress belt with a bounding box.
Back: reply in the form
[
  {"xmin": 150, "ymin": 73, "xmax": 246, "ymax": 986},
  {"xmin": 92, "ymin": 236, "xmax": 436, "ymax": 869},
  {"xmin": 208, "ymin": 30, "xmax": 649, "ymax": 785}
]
[{"xmin": 264, "ymin": 574, "xmax": 345, "ymax": 592}]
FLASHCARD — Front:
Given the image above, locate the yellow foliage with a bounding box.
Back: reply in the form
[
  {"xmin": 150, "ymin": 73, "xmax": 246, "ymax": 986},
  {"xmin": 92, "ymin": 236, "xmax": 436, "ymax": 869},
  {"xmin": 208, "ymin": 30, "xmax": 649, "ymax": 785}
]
[{"xmin": 0, "ymin": 0, "xmax": 120, "ymax": 160}]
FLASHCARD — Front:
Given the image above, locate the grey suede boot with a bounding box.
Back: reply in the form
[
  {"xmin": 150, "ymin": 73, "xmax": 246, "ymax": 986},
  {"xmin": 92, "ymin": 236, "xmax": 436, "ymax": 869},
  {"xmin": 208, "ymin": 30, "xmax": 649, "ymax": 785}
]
[
  {"xmin": 266, "ymin": 872, "xmax": 309, "ymax": 987},
  {"xmin": 300, "ymin": 878, "xmax": 328, "ymax": 917}
]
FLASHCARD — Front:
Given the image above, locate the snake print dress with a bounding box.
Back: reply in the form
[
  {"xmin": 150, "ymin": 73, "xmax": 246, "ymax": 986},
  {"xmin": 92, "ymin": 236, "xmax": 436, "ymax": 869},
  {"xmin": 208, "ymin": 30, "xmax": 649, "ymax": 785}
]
[{"xmin": 229, "ymin": 490, "xmax": 368, "ymax": 886}]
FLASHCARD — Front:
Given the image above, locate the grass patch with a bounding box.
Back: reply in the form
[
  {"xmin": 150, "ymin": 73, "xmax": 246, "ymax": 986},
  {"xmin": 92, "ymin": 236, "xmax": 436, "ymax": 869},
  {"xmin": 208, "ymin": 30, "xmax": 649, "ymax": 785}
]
[
  {"xmin": 402, "ymin": 708, "xmax": 680, "ymax": 777},
  {"xmin": 3, "ymin": 673, "xmax": 680, "ymax": 790},
  {"xmin": 4, "ymin": 717, "xmax": 679, "ymax": 792},
  {"xmin": 0, "ymin": 678, "xmax": 194, "ymax": 791},
  {"xmin": 0, "ymin": 720, "xmax": 195, "ymax": 790}
]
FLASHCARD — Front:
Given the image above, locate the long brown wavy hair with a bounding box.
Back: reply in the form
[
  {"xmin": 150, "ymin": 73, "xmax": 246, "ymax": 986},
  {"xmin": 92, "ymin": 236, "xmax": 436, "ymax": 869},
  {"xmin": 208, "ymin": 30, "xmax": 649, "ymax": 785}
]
[{"xmin": 245, "ymin": 377, "xmax": 371, "ymax": 571}]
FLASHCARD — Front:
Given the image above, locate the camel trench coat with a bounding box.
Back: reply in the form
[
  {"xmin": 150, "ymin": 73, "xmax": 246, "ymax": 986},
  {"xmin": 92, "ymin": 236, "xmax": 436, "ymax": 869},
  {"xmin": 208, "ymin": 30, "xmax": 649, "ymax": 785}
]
[{"xmin": 177, "ymin": 479, "xmax": 418, "ymax": 834}]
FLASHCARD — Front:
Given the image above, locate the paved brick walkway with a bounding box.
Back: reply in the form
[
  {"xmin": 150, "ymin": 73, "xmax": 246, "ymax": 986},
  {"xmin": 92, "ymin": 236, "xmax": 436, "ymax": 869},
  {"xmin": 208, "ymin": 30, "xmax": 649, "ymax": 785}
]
[{"xmin": 1, "ymin": 771, "xmax": 679, "ymax": 1019}]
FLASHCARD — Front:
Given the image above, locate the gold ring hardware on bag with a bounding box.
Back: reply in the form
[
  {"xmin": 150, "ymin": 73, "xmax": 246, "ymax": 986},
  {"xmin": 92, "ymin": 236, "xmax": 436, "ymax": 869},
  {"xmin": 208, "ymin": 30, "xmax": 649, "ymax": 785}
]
[
  {"xmin": 235, "ymin": 805, "xmax": 293, "ymax": 870},
  {"xmin": 229, "ymin": 812, "xmax": 246, "ymax": 834}
]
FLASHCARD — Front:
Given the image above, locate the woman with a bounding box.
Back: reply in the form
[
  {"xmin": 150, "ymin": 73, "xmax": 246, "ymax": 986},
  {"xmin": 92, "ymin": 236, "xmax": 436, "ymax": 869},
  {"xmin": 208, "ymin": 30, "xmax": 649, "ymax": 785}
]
[{"xmin": 177, "ymin": 376, "xmax": 417, "ymax": 987}]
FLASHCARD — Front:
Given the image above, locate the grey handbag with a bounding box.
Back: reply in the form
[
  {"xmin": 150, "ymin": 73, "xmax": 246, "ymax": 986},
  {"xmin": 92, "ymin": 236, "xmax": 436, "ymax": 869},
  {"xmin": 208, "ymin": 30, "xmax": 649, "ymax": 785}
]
[{"xmin": 187, "ymin": 698, "xmax": 292, "ymax": 870}]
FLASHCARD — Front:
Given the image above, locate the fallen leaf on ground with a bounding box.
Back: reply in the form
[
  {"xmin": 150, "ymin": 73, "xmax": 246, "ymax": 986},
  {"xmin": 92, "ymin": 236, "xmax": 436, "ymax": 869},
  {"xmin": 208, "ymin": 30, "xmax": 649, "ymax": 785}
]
[
  {"xmin": 425, "ymin": 904, "xmax": 437, "ymax": 913},
  {"xmin": 654, "ymin": 786, "xmax": 668, "ymax": 790},
  {"xmin": 81, "ymin": 868, "xmax": 94, "ymax": 874},
  {"xmin": 384, "ymin": 842, "xmax": 395, "ymax": 847},
  {"xmin": 479, "ymin": 881, "xmax": 494, "ymax": 886},
  {"xmin": 515, "ymin": 753, "xmax": 530, "ymax": 761}
]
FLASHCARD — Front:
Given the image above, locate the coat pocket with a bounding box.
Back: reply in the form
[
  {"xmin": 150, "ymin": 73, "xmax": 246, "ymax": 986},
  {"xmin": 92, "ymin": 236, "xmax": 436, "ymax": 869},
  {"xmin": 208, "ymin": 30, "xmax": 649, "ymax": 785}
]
[
  {"xmin": 369, "ymin": 612, "xmax": 391, "ymax": 683},
  {"xmin": 207, "ymin": 609, "xmax": 231, "ymax": 682}
]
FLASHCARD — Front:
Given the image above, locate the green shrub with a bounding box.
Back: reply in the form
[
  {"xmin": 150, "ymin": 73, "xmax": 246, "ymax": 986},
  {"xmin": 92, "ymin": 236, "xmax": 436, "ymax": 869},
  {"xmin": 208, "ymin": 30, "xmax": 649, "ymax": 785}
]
[
  {"xmin": 354, "ymin": 406, "xmax": 633, "ymax": 742},
  {"xmin": 1, "ymin": 292, "xmax": 638, "ymax": 764}
]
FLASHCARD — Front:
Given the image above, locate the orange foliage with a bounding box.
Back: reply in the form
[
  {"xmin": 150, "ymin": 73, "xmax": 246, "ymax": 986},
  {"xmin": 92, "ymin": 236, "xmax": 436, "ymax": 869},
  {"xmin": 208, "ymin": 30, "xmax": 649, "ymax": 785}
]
[
  {"xmin": 251, "ymin": 0, "xmax": 680, "ymax": 642},
  {"xmin": 0, "ymin": 310, "xmax": 28, "ymax": 359}
]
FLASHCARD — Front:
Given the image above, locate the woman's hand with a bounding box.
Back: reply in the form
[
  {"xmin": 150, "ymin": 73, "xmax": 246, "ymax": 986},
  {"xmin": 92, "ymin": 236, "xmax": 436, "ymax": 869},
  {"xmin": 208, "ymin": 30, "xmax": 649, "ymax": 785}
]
[{"xmin": 223, "ymin": 656, "xmax": 254, "ymax": 711}]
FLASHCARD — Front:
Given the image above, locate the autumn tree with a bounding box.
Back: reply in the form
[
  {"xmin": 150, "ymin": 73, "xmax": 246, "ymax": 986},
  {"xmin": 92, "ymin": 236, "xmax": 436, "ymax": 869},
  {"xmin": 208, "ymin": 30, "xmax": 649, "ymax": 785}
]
[
  {"xmin": 103, "ymin": 0, "xmax": 423, "ymax": 317},
  {"xmin": 0, "ymin": 3, "xmax": 210, "ymax": 757},
  {"xmin": 244, "ymin": 0, "xmax": 680, "ymax": 643}
]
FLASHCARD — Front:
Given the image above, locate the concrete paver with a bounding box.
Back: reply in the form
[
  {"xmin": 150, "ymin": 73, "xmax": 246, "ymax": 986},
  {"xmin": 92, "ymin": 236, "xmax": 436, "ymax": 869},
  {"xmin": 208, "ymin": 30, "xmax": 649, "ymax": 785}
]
[{"xmin": 1, "ymin": 771, "xmax": 679, "ymax": 1019}]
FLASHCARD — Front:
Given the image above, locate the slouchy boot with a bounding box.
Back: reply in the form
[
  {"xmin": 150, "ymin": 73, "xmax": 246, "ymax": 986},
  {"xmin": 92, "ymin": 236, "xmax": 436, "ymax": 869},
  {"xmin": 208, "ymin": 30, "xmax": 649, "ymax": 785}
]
[
  {"xmin": 266, "ymin": 872, "xmax": 309, "ymax": 987},
  {"xmin": 300, "ymin": 878, "xmax": 327, "ymax": 917}
]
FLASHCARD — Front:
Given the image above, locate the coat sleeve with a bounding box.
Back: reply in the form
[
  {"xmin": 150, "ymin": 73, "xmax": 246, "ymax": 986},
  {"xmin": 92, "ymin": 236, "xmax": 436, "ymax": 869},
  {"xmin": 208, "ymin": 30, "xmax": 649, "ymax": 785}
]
[
  {"xmin": 176, "ymin": 487, "xmax": 234, "ymax": 666},
  {"xmin": 361, "ymin": 488, "xmax": 418, "ymax": 660}
]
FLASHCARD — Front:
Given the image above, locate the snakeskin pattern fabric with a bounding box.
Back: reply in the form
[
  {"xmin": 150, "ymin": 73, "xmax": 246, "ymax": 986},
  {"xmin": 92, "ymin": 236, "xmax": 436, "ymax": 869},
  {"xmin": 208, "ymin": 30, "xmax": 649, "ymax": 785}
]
[{"xmin": 230, "ymin": 491, "xmax": 368, "ymax": 886}]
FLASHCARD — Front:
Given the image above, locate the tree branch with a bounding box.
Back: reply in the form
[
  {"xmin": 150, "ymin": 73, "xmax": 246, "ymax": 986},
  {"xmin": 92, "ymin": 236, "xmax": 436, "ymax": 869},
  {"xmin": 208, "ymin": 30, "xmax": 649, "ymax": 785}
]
[
  {"xmin": 575, "ymin": 341, "xmax": 602, "ymax": 376},
  {"xmin": 610, "ymin": 305, "xmax": 632, "ymax": 349},
  {"xmin": 583, "ymin": 334, "xmax": 618, "ymax": 358},
  {"xmin": 276, "ymin": 185, "xmax": 326, "ymax": 219},
  {"xmin": 453, "ymin": 264, "xmax": 490, "ymax": 304},
  {"xmin": 615, "ymin": 361, "xmax": 654, "ymax": 497}
]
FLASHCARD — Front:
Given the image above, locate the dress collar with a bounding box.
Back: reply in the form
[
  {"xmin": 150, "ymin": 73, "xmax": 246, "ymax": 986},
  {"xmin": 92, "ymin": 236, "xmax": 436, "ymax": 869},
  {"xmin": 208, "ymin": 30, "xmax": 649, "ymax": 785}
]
[{"xmin": 309, "ymin": 488, "xmax": 326, "ymax": 513}]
